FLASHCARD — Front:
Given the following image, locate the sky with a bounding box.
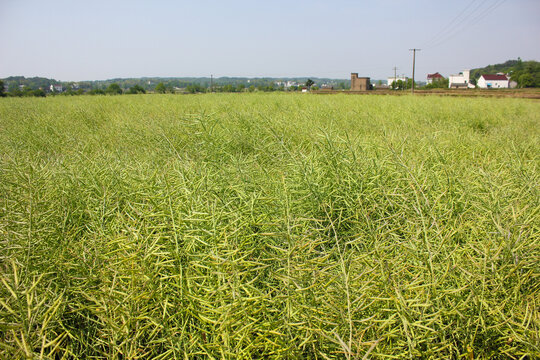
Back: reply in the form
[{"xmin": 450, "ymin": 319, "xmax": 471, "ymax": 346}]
[{"xmin": 0, "ymin": 0, "xmax": 539, "ymax": 81}]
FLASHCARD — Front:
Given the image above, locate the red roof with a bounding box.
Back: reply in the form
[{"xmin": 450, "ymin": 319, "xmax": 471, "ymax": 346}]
[
  {"xmin": 427, "ymin": 72, "xmax": 444, "ymax": 79},
  {"xmin": 481, "ymin": 74, "xmax": 508, "ymax": 81}
]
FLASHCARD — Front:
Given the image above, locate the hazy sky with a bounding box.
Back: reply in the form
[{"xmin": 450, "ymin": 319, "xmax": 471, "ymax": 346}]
[{"xmin": 1, "ymin": 0, "xmax": 539, "ymax": 81}]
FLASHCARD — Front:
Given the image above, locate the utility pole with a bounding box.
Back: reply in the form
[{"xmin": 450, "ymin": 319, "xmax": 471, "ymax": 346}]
[
  {"xmin": 210, "ymin": 74, "xmax": 213, "ymax": 93},
  {"xmin": 392, "ymin": 67, "xmax": 398, "ymax": 88},
  {"xmin": 409, "ymin": 49, "xmax": 420, "ymax": 94}
]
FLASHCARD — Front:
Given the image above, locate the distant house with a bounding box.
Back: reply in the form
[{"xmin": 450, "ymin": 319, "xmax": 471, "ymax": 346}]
[
  {"xmin": 387, "ymin": 76, "xmax": 407, "ymax": 87},
  {"xmin": 477, "ymin": 74, "xmax": 509, "ymax": 89},
  {"xmin": 426, "ymin": 72, "xmax": 444, "ymax": 84},
  {"xmin": 448, "ymin": 70, "xmax": 474, "ymax": 89},
  {"xmin": 50, "ymin": 84, "xmax": 63, "ymax": 92}
]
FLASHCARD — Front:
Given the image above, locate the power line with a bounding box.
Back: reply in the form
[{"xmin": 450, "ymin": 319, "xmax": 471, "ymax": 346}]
[
  {"xmin": 423, "ymin": 0, "xmax": 479, "ymax": 48},
  {"xmin": 427, "ymin": 0, "xmax": 507, "ymax": 49},
  {"xmin": 425, "ymin": 0, "xmax": 490, "ymax": 48}
]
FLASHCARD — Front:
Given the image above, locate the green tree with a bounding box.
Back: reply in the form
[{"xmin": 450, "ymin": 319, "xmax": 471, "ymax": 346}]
[
  {"xmin": 89, "ymin": 89, "xmax": 105, "ymax": 95},
  {"xmin": 106, "ymin": 83, "xmax": 122, "ymax": 95},
  {"xmin": 186, "ymin": 84, "xmax": 206, "ymax": 93},
  {"xmin": 405, "ymin": 78, "xmax": 415, "ymax": 90},
  {"xmin": 31, "ymin": 89, "xmax": 46, "ymax": 97},
  {"xmin": 424, "ymin": 78, "xmax": 448, "ymax": 89},
  {"xmin": 155, "ymin": 82, "xmax": 166, "ymax": 94},
  {"xmin": 127, "ymin": 85, "xmax": 146, "ymax": 94},
  {"xmin": 518, "ymin": 73, "xmax": 534, "ymax": 88},
  {"xmin": 8, "ymin": 83, "xmax": 22, "ymax": 96},
  {"xmin": 222, "ymin": 84, "xmax": 235, "ymax": 92},
  {"xmin": 0, "ymin": 80, "xmax": 5, "ymax": 97},
  {"xmin": 305, "ymin": 79, "xmax": 315, "ymax": 90}
]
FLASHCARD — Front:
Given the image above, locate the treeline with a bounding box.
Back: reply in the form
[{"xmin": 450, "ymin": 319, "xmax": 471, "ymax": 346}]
[
  {"xmin": 1, "ymin": 79, "xmax": 349, "ymax": 97},
  {"xmin": 1, "ymin": 76, "xmax": 349, "ymax": 97}
]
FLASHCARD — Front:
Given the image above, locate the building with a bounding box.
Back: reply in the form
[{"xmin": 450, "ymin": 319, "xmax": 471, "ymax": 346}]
[
  {"xmin": 427, "ymin": 72, "xmax": 444, "ymax": 84},
  {"xmin": 387, "ymin": 76, "xmax": 407, "ymax": 87},
  {"xmin": 351, "ymin": 73, "xmax": 371, "ymax": 91},
  {"xmin": 477, "ymin": 74, "xmax": 509, "ymax": 89},
  {"xmin": 449, "ymin": 70, "xmax": 474, "ymax": 88},
  {"xmin": 50, "ymin": 84, "xmax": 63, "ymax": 92}
]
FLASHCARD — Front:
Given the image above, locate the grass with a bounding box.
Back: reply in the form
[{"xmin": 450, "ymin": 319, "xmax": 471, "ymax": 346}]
[{"xmin": 0, "ymin": 93, "xmax": 539, "ymax": 359}]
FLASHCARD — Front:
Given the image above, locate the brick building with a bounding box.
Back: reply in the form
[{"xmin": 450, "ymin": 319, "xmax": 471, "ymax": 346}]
[{"xmin": 351, "ymin": 73, "xmax": 371, "ymax": 91}]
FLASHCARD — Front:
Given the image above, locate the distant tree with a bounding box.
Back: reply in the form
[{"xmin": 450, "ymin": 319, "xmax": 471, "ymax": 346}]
[
  {"xmin": 515, "ymin": 57, "xmax": 523, "ymax": 71},
  {"xmin": 31, "ymin": 89, "xmax": 46, "ymax": 97},
  {"xmin": 248, "ymin": 85, "xmax": 255, "ymax": 92},
  {"xmin": 222, "ymin": 84, "xmax": 235, "ymax": 92},
  {"xmin": 8, "ymin": 83, "xmax": 20, "ymax": 95},
  {"xmin": 89, "ymin": 89, "xmax": 106, "ymax": 95},
  {"xmin": 127, "ymin": 85, "xmax": 146, "ymax": 94},
  {"xmin": 0, "ymin": 80, "xmax": 5, "ymax": 97},
  {"xmin": 518, "ymin": 73, "xmax": 534, "ymax": 88},
  {"xmin": 305, "ymin": 79, "xmax": 315, "ymax": 90},
  {"xmin": 106, "ymin": 83, "xmax": 122, "ymax": 95},
  {"xmin": 155, "ymin": 82, "xmax": 166, "ymax": 94},
  {"xmin": 424, "ymin": 78, "xmax": 448, "ymax": 89},
  {"xmin": 405, "ymin": 78, "xmax": 414, "ymax": 90},
  {"xmin": 237, "ymin": 84, "xmax": 246, "ymax": 92}
]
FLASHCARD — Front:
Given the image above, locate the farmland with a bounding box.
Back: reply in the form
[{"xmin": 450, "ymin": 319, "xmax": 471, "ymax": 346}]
[{"xmin": 0, "ymin": 93, "xmax": 539, "ymax": 358}]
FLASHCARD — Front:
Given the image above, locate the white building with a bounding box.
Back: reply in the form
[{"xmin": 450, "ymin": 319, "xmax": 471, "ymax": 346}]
[
  {"xmin": 50, "ymin": 84, "xmax": 63, "ymax": 92},
  {"xmin": 387, "ymin": 76, "xmax": 407, "ymax": 87},
  {"xmin": 448, "ymin": 70, "xmax": 474, "ymax": 88},
  {"xmin": 477, "ymin": 74, "xmax": 509, "ymax": 89},
  {"xmin": 286, "ymin": 81, "xmax": 298, "ymax": 87}
]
